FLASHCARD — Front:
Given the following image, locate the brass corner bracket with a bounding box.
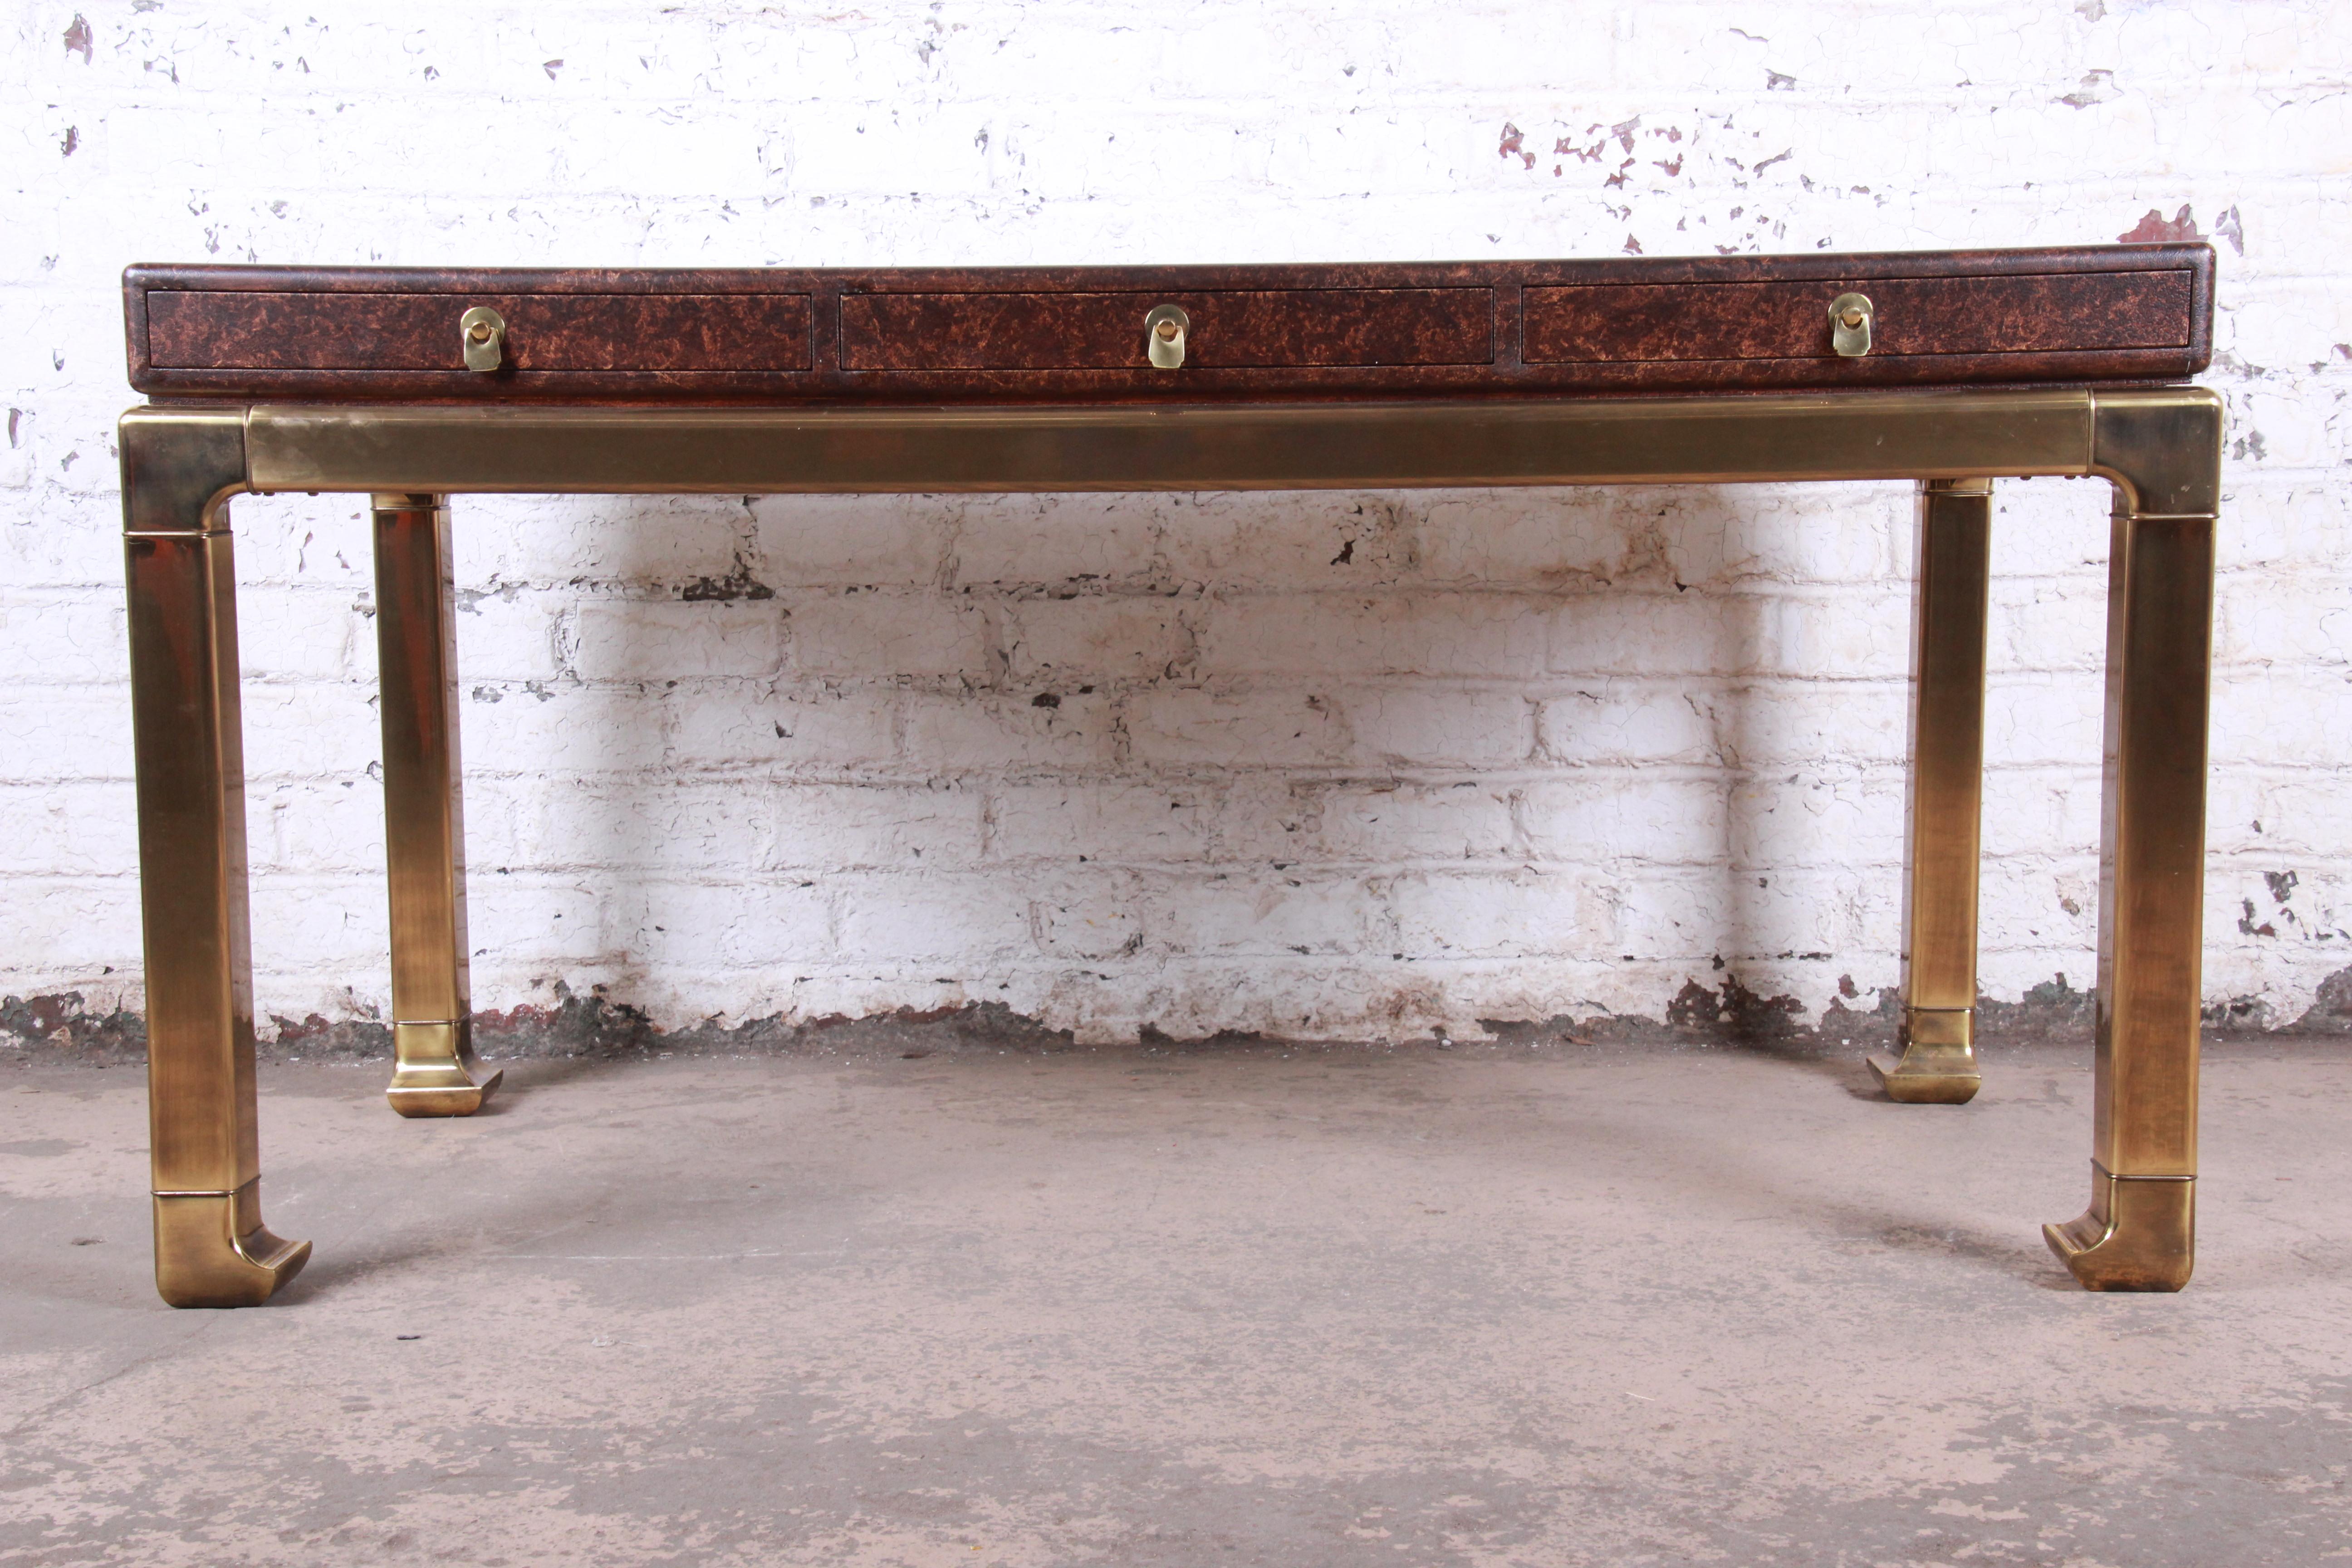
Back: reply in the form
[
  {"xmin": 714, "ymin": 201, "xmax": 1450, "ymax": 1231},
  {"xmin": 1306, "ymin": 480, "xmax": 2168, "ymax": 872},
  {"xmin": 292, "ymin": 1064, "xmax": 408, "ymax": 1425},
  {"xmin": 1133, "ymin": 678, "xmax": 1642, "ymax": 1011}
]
[{"xmin": 2090, "ymin": 387, "xmax": 2225, "ymax": 517}]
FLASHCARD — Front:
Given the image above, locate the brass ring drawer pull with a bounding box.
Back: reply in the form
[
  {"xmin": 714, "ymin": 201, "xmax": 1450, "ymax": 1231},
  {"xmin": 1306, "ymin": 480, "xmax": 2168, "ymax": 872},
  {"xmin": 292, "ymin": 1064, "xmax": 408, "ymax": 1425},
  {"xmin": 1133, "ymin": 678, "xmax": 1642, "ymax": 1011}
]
[
  {"xmin": 460, "ymin": 306, "xmax": 506, "ymax": 372},
  {"xmin": 1144, "ymin": 304, "xmax": 1189, "ymax": 370},
  {"xmin": 1829, "ymin": 292, "xmax": 1874, "ymax": 358}
]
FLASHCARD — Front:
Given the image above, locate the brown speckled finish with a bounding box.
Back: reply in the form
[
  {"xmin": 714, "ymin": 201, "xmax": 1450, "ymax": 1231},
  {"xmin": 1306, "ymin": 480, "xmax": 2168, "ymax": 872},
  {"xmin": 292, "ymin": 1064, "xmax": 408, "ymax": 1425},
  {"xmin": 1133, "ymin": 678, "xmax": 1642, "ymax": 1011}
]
[
  {"xmin": 1526, "ymin": 271, "xmax": 2192, "ymax": 363},
  {"xmin": 840, "ymin": 289, "xmax": 1494, "ymax": 371},
  {"xmin": 124, "ymin": 244, "xmax": 2212, "ymax": 403},
  {"xmin": 148, "ymin": 291, "xmax": 812, "ymax": 373}
]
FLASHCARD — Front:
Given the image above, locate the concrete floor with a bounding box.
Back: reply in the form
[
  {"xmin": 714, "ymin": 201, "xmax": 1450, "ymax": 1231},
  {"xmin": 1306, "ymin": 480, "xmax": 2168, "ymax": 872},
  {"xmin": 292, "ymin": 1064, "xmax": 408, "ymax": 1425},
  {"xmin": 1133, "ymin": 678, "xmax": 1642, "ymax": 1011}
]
[{"xmin": 2, "ymin": 1040, "xmax": 2348, "ymax": 1566}]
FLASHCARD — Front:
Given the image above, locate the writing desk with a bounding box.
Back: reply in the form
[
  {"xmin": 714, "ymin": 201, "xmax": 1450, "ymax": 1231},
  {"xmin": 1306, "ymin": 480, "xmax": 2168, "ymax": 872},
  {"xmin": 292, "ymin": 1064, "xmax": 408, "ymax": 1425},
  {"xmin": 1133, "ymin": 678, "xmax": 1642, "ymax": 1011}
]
[{"xmin": 117, "ymin": 245, "xmax": 2221, "ymax": 1303}]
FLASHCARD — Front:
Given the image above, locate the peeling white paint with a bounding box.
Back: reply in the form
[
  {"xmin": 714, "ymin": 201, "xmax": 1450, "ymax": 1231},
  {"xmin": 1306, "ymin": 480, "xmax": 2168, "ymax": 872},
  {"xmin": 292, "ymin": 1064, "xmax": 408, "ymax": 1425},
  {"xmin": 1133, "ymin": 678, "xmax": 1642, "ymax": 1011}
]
[{"xmin": 0, "ymin": 1, "xmax": 2346, "ymax": 1044}]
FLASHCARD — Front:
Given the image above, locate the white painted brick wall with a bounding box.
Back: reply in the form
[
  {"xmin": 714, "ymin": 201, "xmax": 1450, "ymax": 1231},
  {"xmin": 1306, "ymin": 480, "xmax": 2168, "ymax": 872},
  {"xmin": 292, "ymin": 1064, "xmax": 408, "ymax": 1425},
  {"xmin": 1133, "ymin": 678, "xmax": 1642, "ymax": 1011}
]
[{"xmin": 3, "ymin": 1, "xmax": 2347, "ymax": 1044}]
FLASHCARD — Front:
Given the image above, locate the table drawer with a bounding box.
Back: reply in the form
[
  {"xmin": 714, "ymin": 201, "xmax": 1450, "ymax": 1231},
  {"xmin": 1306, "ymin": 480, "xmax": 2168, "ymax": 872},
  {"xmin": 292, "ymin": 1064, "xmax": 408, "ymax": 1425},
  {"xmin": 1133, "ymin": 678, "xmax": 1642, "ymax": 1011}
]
[
  {"xmin": 123, "ymin": 246, "xmax": 2211, "ymax": 401},
  {"xmin": 146, "ymin": 290, "xmax": 813, "ymax": 373},
  {"xmin": 1525, "ymin": 270, "xmax": 2192, "ymax": 364},
  {"xmin": 840, "ymin": 288, "xmax": 1495, "ymax": 371}
]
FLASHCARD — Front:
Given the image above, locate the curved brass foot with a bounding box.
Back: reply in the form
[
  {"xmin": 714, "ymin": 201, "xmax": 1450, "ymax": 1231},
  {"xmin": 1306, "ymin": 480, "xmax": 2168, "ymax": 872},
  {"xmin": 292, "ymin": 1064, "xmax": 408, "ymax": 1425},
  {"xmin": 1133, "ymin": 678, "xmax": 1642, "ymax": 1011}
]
[
  {"xmin": 1867, "ymin": 1009, "xmax": 1981, "ymax": 1104},
  {"xmin": 1867, "ymin": 1047, "xmax": 1982, "ymax": 1104},
  {"xmin": 386, "ymin": 1021, "xmax": 502, "ymax": 1118},
  {"xmin": 153, "ymin": 1183, "xmax": 310, "ymax": 1308},
  {"xmin": 2043, "ymin": 1164, "xmax": 2194, "ymax": 1292}
]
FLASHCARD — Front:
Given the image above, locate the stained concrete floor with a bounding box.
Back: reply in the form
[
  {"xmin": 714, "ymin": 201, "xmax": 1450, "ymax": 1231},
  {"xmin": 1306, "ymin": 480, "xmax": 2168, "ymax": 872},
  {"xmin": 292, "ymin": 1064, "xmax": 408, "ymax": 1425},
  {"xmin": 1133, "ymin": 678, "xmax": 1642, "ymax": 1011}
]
[{"xmin": 2, "ymin": 1039, "xmax": 2349, "ymax": 1567}]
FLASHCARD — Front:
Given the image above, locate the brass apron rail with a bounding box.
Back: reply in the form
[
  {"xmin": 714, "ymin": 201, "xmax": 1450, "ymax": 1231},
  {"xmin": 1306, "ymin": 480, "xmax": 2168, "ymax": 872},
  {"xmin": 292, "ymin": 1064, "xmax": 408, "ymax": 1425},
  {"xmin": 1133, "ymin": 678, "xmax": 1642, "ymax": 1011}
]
[{"xmin": 119, "ymin": 386, "xmax": 2222, "ymax": 1304}]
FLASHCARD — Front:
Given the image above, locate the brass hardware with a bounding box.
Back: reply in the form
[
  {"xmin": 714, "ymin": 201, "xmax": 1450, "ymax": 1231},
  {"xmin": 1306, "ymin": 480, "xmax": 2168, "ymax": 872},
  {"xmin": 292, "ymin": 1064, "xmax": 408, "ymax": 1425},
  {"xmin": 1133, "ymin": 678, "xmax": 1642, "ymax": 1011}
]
[
  {"xmin": 1144, "ymin": 304, "xmax": 1189, "ymax": 370},
  {"xmin": 121, "ymin": 405, "xmax": 247, "ymax": 536},
  {"xmin": 2042, "ymin": 387, "xmax": 2221, "ymax": 1292},
  {"xmin": 1871, "ymin": 1007, "xmax": 1981, "ymax": 1104},
  {"xmin": 1829, "ymin": 292, "xmax": 1874, "ymax": 358},
  {"xmin": 2089, "ymin": 386, "xmax": 2225, "ymax": 516},
  {"xmin": 122, "ymin": 387, "xmax": 2220, "ymax": 1303},
  {"xmin": 1870, "ymin": 477, "xmax": 1991, "ymax": 1105},
  {"xmin": 121, "ymin": 407, "xmax": 310, "ymax": 1307},
  {"xmin": 2046, "ymin": 1165, "xmax": 2195, "ymax": 1291},
  {"xmin": 460, "ymin": 306, "xmax": 505, "ymax": 373},
  {"xmin": 245, "ymin": 390, "xmax": 2097, "ymax": 495},
  {"xmin": 154, "ymin": 1183, "xmax": 310, "ymax": 1308},
  {"xmin": 374, "ymin": 493, "xmax": 501, "ymax": 1117}
]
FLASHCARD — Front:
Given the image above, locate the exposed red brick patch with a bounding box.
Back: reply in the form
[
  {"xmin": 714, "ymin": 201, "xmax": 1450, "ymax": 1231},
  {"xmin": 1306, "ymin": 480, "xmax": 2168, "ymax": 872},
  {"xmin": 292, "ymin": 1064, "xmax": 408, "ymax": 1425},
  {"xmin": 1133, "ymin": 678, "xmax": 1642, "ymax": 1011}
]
[{"xmin": 2119, "ymin": 204, "xmax": 2202, "ymax": 244}]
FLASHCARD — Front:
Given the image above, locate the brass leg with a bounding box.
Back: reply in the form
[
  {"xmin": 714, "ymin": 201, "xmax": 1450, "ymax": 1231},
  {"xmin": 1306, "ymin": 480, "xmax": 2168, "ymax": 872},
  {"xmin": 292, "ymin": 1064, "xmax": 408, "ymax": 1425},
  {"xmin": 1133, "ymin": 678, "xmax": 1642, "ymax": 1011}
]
[
  {"xmin": 123, "ymin": 407, "xmax": 311, "ymax": 1307},
  {"xmin": 1872, "ymin": 479, "xmax": 1991, "ymax": 1104},
  {"xmin": 374, "ymin": 494, "xmax": 500, "ymax": 1117},
  {"xmin": 2044, "ymin": 390, "xmax": 2224, "ymax": 1292}
]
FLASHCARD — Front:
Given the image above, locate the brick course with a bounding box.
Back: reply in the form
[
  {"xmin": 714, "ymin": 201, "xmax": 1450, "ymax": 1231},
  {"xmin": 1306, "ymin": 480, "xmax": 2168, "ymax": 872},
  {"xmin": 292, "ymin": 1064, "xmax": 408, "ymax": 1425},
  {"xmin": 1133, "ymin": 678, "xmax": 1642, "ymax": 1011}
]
[{"xmin": 4, "ymin": 2, "xmax": 2346, "ymax": 1046}]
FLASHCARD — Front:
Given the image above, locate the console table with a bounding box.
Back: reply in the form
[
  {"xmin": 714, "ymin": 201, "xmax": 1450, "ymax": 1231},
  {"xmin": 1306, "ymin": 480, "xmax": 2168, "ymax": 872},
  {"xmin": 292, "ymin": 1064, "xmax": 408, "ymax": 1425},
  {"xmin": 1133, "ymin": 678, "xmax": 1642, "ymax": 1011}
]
[{"xmin": 117, "ymin": 245, "xmax": 2221, "ymax": 1305}]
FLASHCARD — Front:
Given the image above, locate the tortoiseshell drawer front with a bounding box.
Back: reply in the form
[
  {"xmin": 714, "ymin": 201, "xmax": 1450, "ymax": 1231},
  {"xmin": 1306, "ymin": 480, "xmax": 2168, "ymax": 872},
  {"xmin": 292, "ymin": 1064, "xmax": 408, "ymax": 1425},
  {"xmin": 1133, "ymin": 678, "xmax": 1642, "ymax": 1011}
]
[
  {"xmin": 839, "ymin": 289, "xmax": 1495, "ymax": 371},
  {"xmin": 1526, "ymin": 270, "xmax": 2194, "ymax": 371},
  {"xmin": 145, "ymin": 290, "xmax": 812, "ymax": 376},
  {"xmin": 124, "ymin": 246, "xmax": 2212, "ymax": 403}
]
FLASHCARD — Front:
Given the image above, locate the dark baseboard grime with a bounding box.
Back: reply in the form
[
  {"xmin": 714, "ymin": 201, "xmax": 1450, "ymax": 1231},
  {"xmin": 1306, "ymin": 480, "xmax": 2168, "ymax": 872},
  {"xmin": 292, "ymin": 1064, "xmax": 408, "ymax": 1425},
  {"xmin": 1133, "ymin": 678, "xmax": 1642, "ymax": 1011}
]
[{"xmin": 8, "ymin": 965, "xmax": 2350, "ymax": 1069}]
